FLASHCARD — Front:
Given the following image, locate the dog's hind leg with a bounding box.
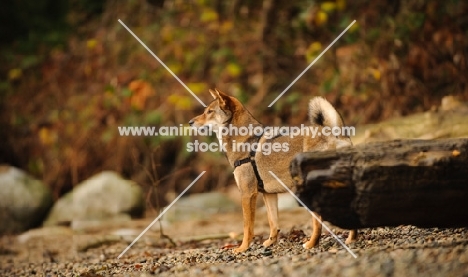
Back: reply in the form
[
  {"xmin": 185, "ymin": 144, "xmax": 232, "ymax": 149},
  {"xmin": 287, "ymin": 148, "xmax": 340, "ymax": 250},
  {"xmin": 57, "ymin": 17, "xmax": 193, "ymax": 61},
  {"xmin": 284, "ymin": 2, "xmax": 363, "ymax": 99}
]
[
  {"xmin": 262, "ymin": 193, "xmax": 279, "ymax": 248},
  {"xmin": 346, "ymin": 229, "xmax": 358, "ymax": 244},
  {"xmin": 303, "ymin": 213, "xmax": 322, "ymax": 249}
]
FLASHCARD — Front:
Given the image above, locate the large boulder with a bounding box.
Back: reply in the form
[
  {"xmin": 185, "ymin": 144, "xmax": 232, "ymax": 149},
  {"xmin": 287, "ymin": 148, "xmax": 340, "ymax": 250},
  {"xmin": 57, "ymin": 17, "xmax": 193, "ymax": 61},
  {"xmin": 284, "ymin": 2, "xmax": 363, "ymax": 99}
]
[
  {"xmin": 0, "ymin": 165, "xmax": 53, "ymax": 234},
  {"xmin": 44, "ymin": 171, "xmax": 144, "ymax": 226},
  {"xmin": 163, "ymin": 192, "xmax": 239, "ymax": 223},
  {"xmin": 353, "ymin": 96, "xmax": 468, "ymax": 145}
]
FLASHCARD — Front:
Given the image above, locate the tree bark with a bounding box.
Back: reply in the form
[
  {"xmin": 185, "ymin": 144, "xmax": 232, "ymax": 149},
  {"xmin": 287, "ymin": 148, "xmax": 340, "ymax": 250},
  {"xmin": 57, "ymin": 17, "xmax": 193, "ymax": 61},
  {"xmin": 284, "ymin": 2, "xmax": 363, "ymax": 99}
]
[{"xmin": 290, "ymin": 138, "xmax": 468, "ymax": 229}]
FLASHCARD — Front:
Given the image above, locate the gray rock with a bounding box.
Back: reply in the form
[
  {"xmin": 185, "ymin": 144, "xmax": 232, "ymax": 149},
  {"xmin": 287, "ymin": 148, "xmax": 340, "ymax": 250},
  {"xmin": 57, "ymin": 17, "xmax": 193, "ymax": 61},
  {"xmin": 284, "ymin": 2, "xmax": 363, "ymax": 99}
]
[
  {"xmin": 163, "ymin": 192, "xmax": 239, "ymax": 223},
  {"xmin": 277, "ymin": 193, "xmax": 299, "ymax": 210},
  {"xmin": 258, "ymin": 193, "xmax": 299, "ymax": 213},
  {"xmin": 17, "ymin": 226, "xmax": 73, "ymax": 244},
  {"xmin": 44, "ymin": 171, "xmax": 144, "ymax": 226},
  {"xmin": 0, "ymin": 165, "xmax": 53, "ymax": 234}
]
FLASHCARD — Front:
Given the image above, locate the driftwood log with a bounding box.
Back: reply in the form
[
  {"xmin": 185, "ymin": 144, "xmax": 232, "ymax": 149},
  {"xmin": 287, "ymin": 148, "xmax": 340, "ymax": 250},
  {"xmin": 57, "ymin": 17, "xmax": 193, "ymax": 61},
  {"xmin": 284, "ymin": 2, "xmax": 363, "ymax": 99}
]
[{"xmin": 290, "ymin": 138, "xmax": 468, "ymax": 229}]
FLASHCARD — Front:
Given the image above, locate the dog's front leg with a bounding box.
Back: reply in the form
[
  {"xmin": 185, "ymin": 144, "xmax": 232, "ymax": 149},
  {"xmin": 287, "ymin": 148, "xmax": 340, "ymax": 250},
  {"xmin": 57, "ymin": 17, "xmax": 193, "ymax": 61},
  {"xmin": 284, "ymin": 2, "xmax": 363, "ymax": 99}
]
[
  {"xmin": 234, "ymin": 190, "xmax": 258, "ymax": 253},
  {"xmin": 262, "ymin": 193, "xmax": 279, "ymax": 247}
]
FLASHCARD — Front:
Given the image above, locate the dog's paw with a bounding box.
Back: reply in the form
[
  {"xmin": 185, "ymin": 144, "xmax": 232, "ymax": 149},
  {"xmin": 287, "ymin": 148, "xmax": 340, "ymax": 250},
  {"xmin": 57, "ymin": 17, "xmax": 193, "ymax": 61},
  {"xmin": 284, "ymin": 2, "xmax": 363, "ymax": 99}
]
[
  {"xmin": 262, "ymin": 237, "xmax": 277, "ymax": 248},
  {"xmin": 302, "ymin": 240, "xmax": 317, "ymax": 249},
  {"xmin": 345, "ymin": 237, "xmax": 356, "ymax": 245},
  {"xmin": 233, "ymin": 245, "xmax": 249, "ymax": 253},
  {"xmin": 345, "ymin": 230, "xmax": 358, "ymax": 245}
]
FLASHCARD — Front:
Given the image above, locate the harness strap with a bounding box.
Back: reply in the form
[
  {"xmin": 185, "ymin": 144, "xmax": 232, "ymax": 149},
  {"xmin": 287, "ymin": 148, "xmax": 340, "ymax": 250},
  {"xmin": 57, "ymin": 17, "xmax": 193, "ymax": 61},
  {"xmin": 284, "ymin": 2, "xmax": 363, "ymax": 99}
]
[
  {"xmin": 233, "ymin": 157, "xmax": 251, "ymax": 167},
  {"xmin": 233, "ymin": 150, "xmax": 265, "ymax": 192}
]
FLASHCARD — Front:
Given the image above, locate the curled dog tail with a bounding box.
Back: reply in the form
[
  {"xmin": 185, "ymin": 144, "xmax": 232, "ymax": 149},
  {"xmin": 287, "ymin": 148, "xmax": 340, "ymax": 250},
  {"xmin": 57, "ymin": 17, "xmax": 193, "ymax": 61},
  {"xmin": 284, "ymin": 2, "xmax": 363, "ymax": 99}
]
[{"xmin": 308, "ymin": 97, "xmax": 345, "ymax": 128}]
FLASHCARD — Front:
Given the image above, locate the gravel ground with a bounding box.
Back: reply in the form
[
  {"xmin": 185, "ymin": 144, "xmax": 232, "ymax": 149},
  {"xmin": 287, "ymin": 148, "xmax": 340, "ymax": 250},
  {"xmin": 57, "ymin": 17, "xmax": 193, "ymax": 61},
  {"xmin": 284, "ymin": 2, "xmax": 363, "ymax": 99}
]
[{"xmin": 1, "ymin": 210, "xmax": 467, "ymax": 277}]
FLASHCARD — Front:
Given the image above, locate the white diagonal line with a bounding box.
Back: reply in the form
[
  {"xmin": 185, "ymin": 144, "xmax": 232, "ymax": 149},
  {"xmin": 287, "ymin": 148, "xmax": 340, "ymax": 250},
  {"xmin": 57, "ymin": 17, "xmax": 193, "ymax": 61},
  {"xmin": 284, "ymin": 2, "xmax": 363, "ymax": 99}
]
[
  {"xmin": 117, "ymin": 171, "xmax": 206, "ymax": 259},
  {"xmin": 268, "ymin": 171, "xmax": 358, "ymax": 258},
  {"xmin": 268, "ymin": 20, "xmax": 356, "ymax": 107},
  {"xmin": 118, "ymin": 19, "xmax": 207, "ymax": 107}
]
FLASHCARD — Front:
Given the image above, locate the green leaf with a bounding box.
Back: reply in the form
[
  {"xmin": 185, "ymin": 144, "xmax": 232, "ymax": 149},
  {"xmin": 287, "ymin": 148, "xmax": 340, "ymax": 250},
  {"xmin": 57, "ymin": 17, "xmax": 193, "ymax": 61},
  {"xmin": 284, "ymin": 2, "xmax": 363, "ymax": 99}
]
[
  {"xmin": 121, "ymin": 88, "xmax": 132, "ymax": 97},
  {"xmin": 144, "ymin": 110, "xmax": 162, "ymax": 125}
]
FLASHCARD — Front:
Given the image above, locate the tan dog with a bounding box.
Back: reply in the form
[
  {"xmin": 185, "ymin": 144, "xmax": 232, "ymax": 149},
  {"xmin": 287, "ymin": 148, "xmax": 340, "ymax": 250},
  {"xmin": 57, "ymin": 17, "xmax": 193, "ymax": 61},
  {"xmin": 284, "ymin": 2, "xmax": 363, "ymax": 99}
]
[{"xmin": 189, "ymin": 88, "xmax": 357, "ymax": 253}]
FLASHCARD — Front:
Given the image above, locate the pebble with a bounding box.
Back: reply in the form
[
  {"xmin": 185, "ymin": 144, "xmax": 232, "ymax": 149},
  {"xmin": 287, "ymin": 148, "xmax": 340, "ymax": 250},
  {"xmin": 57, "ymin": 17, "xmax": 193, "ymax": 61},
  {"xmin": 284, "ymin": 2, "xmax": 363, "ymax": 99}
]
[{"xmin": 261, "ymin": 248, "xmax": 273, "ymax": 256}]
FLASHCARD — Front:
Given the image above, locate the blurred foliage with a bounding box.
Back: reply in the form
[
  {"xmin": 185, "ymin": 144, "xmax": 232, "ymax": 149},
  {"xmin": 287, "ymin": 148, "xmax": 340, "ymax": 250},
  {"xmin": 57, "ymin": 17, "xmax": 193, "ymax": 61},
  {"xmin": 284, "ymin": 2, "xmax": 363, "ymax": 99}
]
[{"xmin": 0, "ymin": 0, "xmax": 467, "ymax": 208}]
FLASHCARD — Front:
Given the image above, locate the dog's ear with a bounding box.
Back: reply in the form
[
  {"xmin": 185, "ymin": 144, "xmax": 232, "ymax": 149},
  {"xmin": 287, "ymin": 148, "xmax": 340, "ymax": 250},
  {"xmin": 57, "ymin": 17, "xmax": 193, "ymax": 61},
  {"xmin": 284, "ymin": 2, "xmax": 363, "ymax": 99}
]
[
  {"xmin": 210, "ymin": 88, "xmax": 230, "ymax": 107},
  {"xmin": 214, "ymin": 88, "xmax": 228, "ymax": 98},
  {"xmin": 209, "ymin": 89, "xmax": 219, "ymax": 99}
]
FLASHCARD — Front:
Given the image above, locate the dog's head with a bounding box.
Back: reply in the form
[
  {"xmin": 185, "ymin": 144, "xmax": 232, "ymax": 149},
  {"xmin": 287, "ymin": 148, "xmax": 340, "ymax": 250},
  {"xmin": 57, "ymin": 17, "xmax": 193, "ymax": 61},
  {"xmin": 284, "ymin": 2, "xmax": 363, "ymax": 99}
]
[{"xmin": 189, "ymin": 88, "xmax": 235, "ymax": 130}]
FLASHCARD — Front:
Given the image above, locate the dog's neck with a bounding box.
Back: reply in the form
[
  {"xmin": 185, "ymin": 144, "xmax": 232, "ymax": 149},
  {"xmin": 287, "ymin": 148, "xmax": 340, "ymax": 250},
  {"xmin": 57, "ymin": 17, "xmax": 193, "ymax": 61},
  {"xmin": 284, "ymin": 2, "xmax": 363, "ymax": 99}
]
[{"xmin": 217, "ymin": 109, "xmax": 263, "ymax": 166}]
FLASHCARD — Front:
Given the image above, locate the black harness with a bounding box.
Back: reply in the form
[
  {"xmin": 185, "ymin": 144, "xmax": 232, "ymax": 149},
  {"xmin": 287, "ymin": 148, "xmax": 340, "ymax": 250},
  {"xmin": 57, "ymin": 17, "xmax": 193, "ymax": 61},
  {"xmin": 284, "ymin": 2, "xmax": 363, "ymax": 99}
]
[
  {"xmin": 233, "ymin": 147, "xmax": 265, "ymax": 192},
  {"xmin": 232, "ymin": 133, "xmax": 283, "ymax": 193}
]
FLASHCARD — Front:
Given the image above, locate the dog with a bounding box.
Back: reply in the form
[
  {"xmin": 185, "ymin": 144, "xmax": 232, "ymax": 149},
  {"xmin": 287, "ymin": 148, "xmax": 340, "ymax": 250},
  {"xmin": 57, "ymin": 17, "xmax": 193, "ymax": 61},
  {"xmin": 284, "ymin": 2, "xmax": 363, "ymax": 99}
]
[{"xmin": 189, "ymin": 88, "xmax": 357, "ymax": 253}]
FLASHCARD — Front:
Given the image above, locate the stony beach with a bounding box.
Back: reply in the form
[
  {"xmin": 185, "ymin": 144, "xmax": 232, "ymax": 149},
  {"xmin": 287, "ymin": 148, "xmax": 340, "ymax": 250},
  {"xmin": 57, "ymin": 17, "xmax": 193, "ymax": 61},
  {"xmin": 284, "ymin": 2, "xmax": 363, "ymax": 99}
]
[{"xmin": 1, "ymin": 209, "xmax": 467, "ymax": 276}]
